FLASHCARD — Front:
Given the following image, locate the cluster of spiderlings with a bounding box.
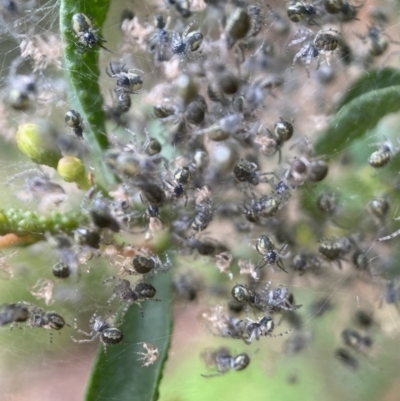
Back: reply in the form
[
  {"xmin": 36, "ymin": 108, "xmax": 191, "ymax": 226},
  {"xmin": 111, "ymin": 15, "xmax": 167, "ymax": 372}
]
[{"xmin": 2, "ymin": 0, "xmax": 400, "ymax": 393}]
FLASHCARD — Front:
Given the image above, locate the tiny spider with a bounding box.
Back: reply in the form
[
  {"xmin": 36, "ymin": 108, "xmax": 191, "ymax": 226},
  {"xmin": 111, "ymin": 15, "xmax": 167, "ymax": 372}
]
[
  {"xmin": 233, "ymin": 159, "xmax": 273, "ymax": 186},
  {"xmin": 341, "ymin": 329, "xmax": 373, "ymax": 352},
  {"xmin": 171, "ymin": 21, "xmax": 203, "ymax": 61},
  {"xmin": 318, "ymin": 236, "xmax": 351, "ymax": 268},
  {"xmin": 358, "ymin": 25, "xmax": 393, "ymax": 57},
  {"xmin": 131, "ymin": 255, "xmax": 159, "ymax": 275},
  {"xmin": 163, "ymin": 164, "xmax": 192, "ymax": 206},
  {"xmin": 27, "ymin": 306, "xmax": 66, "ymax": 342},
  {"xmin": 71, "ymin": 311, "xmax": 123, "ymax": 352},
  {"xmin": 74, "ymin": 228, "xmax": 101, "ymax": 250},
  {"xmin": 368, "ymin": 196, "xmax": 390, "ymax": 224},
  {"xmin": 103, "ymin": 277, "xmax": 159, "ymax": 317},
  {"xmin": 72, "ymin": 13, "xmax": 110, "ymax": 52},
  {"xmin": 258, "ymin": 281, "xmax": 302, "ymax": 313},
  {"xmin": 238, "ymin": 192, "xmax": 279, "ymax": 223},
  {"xmin": 6, "ymin": 168, "xmax": 66, "ymax": 207},
  {"xmin": 153, "ymin": 104, "xmax": 175, "ymax": 119},
  {"xmin": 209, "ymin": 307, "xmax": 292, "ymax": 344},
  {"xmin": 169, "ymin": 0, "xmax": 192, "ymax": 18},
  {"xmin": 137, "ymin": 342, "xmax": 159, "ymax": 367},
  {"xmin": 65, "ymin": 110, "xmax": 84, "ymax": 139},
  {"xmin": 368, "ymin": 138, "xmax": 398, "ymax": 168},
  {"xmin": 255, "ymin": 235, "xmax": 289, "ymax": 273},
  {"xmin": 232, "ymin": 315, "xmax": 292, "ymax": 344},
  {"xmin": 147, "ymin": 15, "xmax": 171, "ymax": 62},
  {"xmin": 204, "ymin": 309, "xmax": 242, "ymax": 339},
  {"xmin": 137, "ymin": 180, "xmax": 166, "ymax": 208},
  {"xmin": 335, "ymin": 348, "xmax": 359, "ymax": 370},
  {"xmin": 184, "ymin": 95, "xmax": 207, "ymax": 126},
  {"xmin": 178, "ymin": 233, "xmax": 225, "ymax": 256},
  {"xmin": 378, "ymin": 280, "xmax": 400, "ymax": 312},
  {"xmin": 81, "ymin": 188, "xmax": 121, "ymax": 232},
  {"xmin": 288, "ymin": 28, "xmax": 341, "ymax": 77},
  {"xmin": 125, "ymin": 252, "xmax": 171, "ymax": 277},
  {"xmin": 287, "ymin": 1, "xmax": 319, "ymax": 25},
  {"xmin": 106, "ymin": 62, "xmax": 144, "ymax": 94},
  {"xmin": 231, "ymin": 282, "xmax": 301, "ymax": 313},
  {"xmin": 324, "ymin": 0, "xmax": 355, "ymax": 17},
  {"xmin": 231, "ymin": 284, "xmax": 262, "ymax": 309},
  {"xmin": 224, "ymin": 8, "xmax": 251, "ymax": 60},
  {"xmin": 201, "ymin": 347, "xmax": 250, "ymax": 378},
  {"xmin": 192, "ymin": 198, "xmax": 214, "ymax": 232},
  {"xmin": 291, "ymin": 252, "xmax": 322, "ymax": 275},
  {"xmin": 263, "ymin": 118, "xmax": 294, "ymax": 163},
  {"xmin": 105, "ymin": 92, "xmax": 132, "ymax": 126}
]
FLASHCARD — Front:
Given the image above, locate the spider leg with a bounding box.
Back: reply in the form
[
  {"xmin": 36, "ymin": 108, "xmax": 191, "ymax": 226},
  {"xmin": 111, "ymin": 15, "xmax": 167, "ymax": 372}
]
[
  {"xmin": 71, "ymin": 334, "xmax": 97, "ymax": 343},
  {"xmin": 243, "ymin": 330, "xmax": 255, "ymax": 344},
  {"xmin": 291, "ymin": 48, "xmax": 307, "ymax": 71},
  {"xmin": 269, "ymin": 328, "xmax": 292, "ymax": 338},
  {"xmin": 98, "ymin": 41, "xmax": 113, "ymax": 53},
  {"xmin": 72, "ymin": 327, "xmax": 94, "ymax": 336},
  {"xmin": 135, "ymin": 302, "xmax": 144, "ymax": 317},
  {"xmin": 378, "ymin": 228, "xmax": 400, "ymax": 241},
  {"xmin": 128, "ymin": 68, "xmax": 144, "ymax": 74},
  {"xmin": 103, "ymin": 276, "xmax": 117, "ymax": 285},
  {"xmin": 128, "ymin": 89, "xmax": 143, "ymax": 95},
  {"xmin": 274, "ymin": 148, "xmax": 282, "ymax": 164},
  {"xmin": 107, "ymin": 63, "xmax": 115, "ymax": 76},
  {"xmin": 260, "ymin": 281, "xmax": 272, "ymax": 298},
  {"xmin": 276, "ymin": 258, "xmax": 288, "ymax": 273},
  {"xmin": 183, "ymin": 20, "xmax": 195, "ymax": 37},
  {"xmin": 255, "ymin": 258, "xmax": 267, "ymax": 270},
  {"xmin": 304, "ymin": 47, "xmax": 316, "ymax": 78},
  {"xmin": 116, "ymin": 304, "xmax": 130, "ymax": 324},
  {"xmin": 287, "ymin": 35, "xmax": 309, "ymax": 48}
]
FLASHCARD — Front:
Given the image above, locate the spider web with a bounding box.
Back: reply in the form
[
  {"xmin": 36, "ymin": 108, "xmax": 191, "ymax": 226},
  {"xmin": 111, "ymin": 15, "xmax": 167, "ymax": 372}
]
[{"xmin": 0, "ymin": 1, "xmax": 400, "ymax": 401}]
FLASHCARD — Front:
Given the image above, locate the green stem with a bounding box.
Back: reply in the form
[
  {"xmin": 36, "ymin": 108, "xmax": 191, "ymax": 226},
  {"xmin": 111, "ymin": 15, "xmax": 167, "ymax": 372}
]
[{"xmin": 0, "ymin": 209, "xmax": 88, "ymax": 238}]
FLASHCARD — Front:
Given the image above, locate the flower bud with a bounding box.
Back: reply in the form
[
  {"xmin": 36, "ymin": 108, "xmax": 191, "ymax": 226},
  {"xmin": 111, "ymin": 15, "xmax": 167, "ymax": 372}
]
[
  {"xmin": 16, "ymin": 122, "xmax": 62, "ymax": 168},
  {"xmin": 57, "ymin": 156, "xmax": 90, "ymax": 189}
]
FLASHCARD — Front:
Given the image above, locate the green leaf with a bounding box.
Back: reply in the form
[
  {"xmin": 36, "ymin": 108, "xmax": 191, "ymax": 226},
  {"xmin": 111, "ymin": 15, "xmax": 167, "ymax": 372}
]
[
  {"xmin": 314, "ymin": 85, "xmax": 400, "ymax": 156},
  {"xmin": 60, "ymin": 0, "xmax": 114, "ymax": 187},
  {"xmin": 334, "ymin": 68, "xmax": 400, "ymax": 111},
  {"xmin": 84, "ymin": 271, "xmax": 173, "ymax": 401}
]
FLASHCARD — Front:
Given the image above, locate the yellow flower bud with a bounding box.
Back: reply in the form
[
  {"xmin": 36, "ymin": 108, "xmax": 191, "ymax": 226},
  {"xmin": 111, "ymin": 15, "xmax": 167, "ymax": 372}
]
[
  {"xmin": 57, "ymin": 156, "xmax": 90, "ymax": 189},
  {"xmin": 16, "ymin": 122, "xmax": 62, "ymax": 168}
]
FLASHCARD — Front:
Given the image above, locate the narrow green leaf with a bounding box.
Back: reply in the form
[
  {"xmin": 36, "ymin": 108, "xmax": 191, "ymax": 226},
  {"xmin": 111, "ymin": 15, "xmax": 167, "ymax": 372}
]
[
  {"xmin": 315, "ymin": 86, "xmax": 400, "ymax": 156},
  {"xmin": 60, "ymin": 0, "xmax": 114, "ymax": 186},
  {"xmin": 334, "ymin": 68, "xmax": 400, "ymax": 111},
  {"xmin": 84, "ymin": 271, "xmax": 173, "ymax": 401}
]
